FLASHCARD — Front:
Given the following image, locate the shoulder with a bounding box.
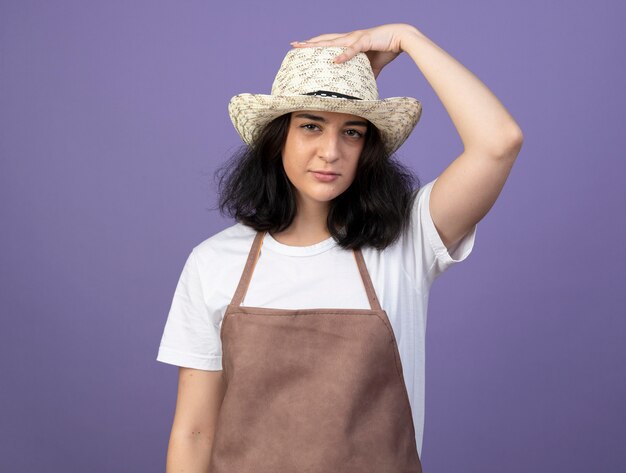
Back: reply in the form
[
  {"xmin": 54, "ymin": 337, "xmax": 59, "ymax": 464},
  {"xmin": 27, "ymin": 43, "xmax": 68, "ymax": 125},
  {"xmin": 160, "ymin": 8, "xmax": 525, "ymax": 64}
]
[
  {"xmin": 179, "ymin": 223, "xmax": 258, "ymax": 301},
  {"xmin": 192, "ymin": 222, "xmax": 257, "ymax": 264},
  {"xmin": 412, "ymin": 179, "xmax": 435, "ymax": 205},
  {"xmin": 358, "ymin": 179, "xmax": 437, "ymax": 279},
  {"xmin": 195, "ymin": 222, "xmax": 255, "ymax": 251}
]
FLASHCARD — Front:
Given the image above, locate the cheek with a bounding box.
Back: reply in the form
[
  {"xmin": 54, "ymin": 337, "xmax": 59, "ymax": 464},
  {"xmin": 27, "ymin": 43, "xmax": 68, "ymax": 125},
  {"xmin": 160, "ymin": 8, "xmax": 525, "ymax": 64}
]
[
  {"xmin": 282, "ymin": 141, "xmax": 308, "ymax": 172},
  {"xmin": 347, "ymin": 153, "xmax": 362, "ymax": 177},
  {"xmin": 281, "ymin": 151, "xmax": 303, "ymax": 185}
]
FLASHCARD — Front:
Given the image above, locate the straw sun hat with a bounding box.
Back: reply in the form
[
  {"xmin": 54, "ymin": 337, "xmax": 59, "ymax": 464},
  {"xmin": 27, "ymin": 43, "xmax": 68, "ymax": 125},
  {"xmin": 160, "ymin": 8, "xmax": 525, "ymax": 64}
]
[{"xmin": 228, "ymin": 46, "xmax": 422, "ymax": 156}]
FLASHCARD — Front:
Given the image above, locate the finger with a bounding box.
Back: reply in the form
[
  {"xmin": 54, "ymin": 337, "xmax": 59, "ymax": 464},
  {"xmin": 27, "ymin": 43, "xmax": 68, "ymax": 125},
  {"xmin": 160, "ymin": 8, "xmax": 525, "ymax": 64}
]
[
  {"xmin": 332, "ymin": 43, "xmax": 359, "ymax": 63},
  {"xmin": 290, "ymin": 32, "xmax": 357, "ymax": 47},
  {"xmin": 303, "ymin": 33, "xmax": 347, "ymax": 42},
  {"xmin": 333, "ymin": 36, "xmax": 369, "ymax": 63},
  {"xmin": 290, "ymin": 38, "xmax": 350, "ymax": 48},
  {"xmin": 289, "ymin": 39, "xmax": 357, "ymax": 64}
]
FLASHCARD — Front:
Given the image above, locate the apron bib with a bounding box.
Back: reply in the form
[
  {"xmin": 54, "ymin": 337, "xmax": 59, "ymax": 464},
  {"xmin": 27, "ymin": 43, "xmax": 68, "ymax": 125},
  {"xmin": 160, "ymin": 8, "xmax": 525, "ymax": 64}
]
[{"xmin": 208, "ymin": 230, "xmax": 422, "ymax": 472}]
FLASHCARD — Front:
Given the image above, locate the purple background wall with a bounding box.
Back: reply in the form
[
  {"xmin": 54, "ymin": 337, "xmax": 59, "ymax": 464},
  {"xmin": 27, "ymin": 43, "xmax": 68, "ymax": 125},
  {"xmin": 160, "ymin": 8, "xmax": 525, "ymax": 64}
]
[{"xmin": 1, "ymin": 0, "xmax": 624, "ymax": 471}]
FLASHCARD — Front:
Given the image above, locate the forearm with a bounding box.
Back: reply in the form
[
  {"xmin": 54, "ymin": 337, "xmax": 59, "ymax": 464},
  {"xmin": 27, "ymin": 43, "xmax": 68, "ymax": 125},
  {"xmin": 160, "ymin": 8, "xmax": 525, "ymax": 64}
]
[
  {"xmin": 166, "ymin": 430, "xmax": 214, "ymax": 473},
  {"xmin": 399, "ymin": 25, "xmax": 523, "ymax": 155}
]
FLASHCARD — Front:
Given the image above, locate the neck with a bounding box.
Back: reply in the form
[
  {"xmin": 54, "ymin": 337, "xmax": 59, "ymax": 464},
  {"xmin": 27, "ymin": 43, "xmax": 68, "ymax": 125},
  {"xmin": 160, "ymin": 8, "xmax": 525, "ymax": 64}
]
[{"xmin": 271, "ymin": 197, "xmax": 331, "ymax": 247}]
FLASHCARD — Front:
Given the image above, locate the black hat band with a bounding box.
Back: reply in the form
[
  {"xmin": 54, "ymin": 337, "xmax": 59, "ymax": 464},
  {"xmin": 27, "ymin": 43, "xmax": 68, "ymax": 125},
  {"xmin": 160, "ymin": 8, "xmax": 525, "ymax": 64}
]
[{"xmin": 304, "ymin": 90, "xmax": 363, "ymax": 100}]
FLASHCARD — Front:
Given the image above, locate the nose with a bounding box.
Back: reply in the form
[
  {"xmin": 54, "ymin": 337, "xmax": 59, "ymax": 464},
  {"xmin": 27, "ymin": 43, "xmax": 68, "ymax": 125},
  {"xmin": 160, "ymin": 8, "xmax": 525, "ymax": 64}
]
[{"xmin": 318, "ymin": 131, "xmax": 341, "ymax": 163}]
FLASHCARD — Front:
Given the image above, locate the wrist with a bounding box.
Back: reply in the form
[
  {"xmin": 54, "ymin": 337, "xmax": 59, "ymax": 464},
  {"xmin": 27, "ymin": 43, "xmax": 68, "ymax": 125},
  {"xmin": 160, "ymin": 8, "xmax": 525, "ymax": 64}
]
[{"xmin": 398, "ymin": 24, "xmax": 425, "ymax": 52}]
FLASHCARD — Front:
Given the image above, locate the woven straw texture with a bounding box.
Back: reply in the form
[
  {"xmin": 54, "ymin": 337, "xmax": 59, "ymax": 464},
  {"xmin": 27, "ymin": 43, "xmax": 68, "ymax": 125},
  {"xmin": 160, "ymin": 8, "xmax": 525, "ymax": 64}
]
[{"xmin": 229, "ymin": 47, "xmax": 422, "ymax": 156}]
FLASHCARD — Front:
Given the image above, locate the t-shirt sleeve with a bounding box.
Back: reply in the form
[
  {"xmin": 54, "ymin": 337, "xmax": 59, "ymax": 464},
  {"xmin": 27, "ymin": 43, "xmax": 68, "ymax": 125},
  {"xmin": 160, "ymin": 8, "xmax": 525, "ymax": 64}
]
[
  {"xmin": 156, "ymin": 248, "xmax": 223, "ymax": 371},
  {"xmin": 411, "ymin": 177, "xmax": 478, "ymax": 282}
]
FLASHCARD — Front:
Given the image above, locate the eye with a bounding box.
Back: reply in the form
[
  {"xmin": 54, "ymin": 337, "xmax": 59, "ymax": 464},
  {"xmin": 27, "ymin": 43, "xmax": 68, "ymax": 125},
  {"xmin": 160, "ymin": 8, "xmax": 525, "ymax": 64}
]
[
  {"xmin": 345, "ymin": 129, "xmax": 364, "ymax": 139},
  {"xmin": 300, "ymin": 123, "xmax": 320, "ymax": 132}
]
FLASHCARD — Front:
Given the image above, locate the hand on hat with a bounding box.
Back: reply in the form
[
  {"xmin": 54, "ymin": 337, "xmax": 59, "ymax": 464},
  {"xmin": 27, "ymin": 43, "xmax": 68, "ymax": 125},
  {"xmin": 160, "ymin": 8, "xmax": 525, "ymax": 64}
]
[{"xmin": 290, "ymin": 23, "xmax": 419, "ymax": 78}]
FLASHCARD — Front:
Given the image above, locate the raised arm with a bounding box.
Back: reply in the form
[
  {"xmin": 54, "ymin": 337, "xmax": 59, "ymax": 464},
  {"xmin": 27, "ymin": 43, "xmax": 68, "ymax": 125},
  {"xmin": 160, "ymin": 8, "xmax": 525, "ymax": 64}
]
[{"xmin": 291, "ymin": 23, "xmax": 524, "ymax": 250}]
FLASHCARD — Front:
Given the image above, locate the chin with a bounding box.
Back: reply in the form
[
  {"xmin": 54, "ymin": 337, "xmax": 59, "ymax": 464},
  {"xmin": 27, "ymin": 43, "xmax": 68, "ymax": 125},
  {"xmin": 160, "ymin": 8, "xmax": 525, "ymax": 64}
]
[
  {"xmin": 303, "ymin": 190, "xmax": 340, "ymax": 203},
  {"xmin": 319, "ymin": 191, "xmax": 348, "ymax": 202}
]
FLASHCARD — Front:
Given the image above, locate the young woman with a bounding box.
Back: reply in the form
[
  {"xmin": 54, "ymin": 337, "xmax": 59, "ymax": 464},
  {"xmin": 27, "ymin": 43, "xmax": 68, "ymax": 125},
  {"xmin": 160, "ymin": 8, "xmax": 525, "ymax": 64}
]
[{"xmin": 157, "ymin": 23, "xmax": 523, "ymax": 472}]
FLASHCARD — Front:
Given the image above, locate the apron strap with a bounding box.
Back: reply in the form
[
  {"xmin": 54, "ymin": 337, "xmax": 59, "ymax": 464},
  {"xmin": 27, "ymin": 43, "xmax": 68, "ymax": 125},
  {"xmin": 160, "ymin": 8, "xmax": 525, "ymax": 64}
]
[
  {"xmin": 231, "ymin": 230, "xmax": 382, "ymax": 311},
  {"xmin": 231, "ymin": 230, "xmax": 266, "ymax": 307},
  {"xmin": 352, "ymin": 248, "xmax": 383, "ymax": 311}
]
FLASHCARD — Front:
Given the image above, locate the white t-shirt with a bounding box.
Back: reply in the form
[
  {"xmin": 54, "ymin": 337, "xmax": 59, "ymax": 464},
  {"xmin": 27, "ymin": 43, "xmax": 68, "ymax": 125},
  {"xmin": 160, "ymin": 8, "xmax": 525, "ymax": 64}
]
[{"xmin": 157, "ymin": 177, "xmax": 477, "ymax": 457}]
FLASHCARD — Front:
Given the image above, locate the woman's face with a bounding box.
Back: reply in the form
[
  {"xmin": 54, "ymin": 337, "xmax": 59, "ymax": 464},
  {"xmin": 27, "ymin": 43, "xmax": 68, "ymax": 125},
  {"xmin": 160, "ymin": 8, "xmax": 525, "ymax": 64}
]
[{"xmin": 281, "ymin": 110, "xmax": 369, "ymax": 207}]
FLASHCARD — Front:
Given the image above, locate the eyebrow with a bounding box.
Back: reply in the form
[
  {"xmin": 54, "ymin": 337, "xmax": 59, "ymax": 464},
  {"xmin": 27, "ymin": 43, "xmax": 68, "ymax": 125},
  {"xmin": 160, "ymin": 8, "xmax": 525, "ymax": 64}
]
[{"xmin": 293, "ymin": 113, "xmax": 369, "ymax": 128}]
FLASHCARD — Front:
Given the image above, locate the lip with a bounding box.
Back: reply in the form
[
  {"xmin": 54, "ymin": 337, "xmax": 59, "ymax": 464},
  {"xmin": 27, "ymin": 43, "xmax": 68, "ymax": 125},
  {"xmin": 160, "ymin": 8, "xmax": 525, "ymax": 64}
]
[
  {"xmin": 310, "ymin": 170, "xmax": 339, "ymax": 175},
  {"xmin": 311, "ymin": 171, "xmax": 339, "ymax": 182}
]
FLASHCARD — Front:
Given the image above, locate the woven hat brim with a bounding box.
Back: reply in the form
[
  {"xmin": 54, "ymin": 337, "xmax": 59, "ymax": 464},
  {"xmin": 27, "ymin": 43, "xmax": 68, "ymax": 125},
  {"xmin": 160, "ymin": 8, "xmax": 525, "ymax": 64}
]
[{"xmin": 228, "ymin": 94, "xmax": 422, "ymax": 156}]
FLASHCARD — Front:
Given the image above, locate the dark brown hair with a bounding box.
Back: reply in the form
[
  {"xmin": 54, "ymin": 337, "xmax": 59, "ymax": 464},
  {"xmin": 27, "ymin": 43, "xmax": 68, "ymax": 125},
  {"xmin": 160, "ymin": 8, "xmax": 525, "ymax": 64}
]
[{"xmin": 213, "ymin": 113, "xmax": 420, "ymax": 250}]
